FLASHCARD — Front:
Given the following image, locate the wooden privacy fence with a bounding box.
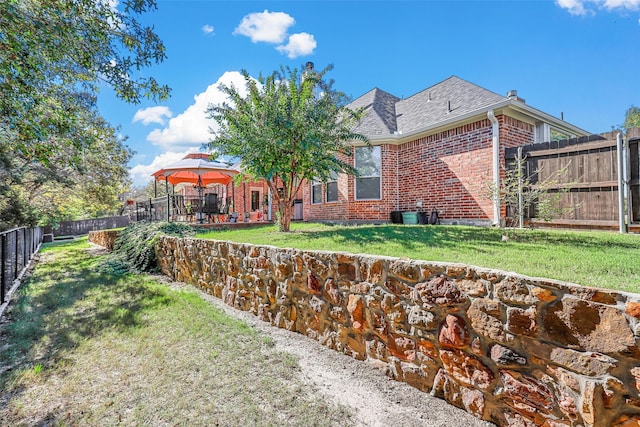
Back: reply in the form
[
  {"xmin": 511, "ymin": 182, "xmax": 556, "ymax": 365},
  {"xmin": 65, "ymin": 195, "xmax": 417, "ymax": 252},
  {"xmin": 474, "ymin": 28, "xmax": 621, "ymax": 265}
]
[
  {"xmin": 504, "ymin": 129, "xmax": 640, "ymax": 228},
  {"xmin": 1, "ymin": 226, "xmax": 43, "ymax": 305}
]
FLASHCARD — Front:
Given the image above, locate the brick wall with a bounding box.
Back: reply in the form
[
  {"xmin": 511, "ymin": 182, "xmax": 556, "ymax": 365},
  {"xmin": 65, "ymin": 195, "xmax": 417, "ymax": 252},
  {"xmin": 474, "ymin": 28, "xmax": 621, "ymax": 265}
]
[
  {"xmin": 156, "ymin": 236, "xmax": 640, "ymax": 427},
  {"xmin": 397, "ymin": 119, "xmax": 495, "ymax": 220},
  {"xmin": 304, "ymin": 114, "xmax": 535, "ymax": 223},
  {"xmin": 230, "ymin": 180, "xmax": 271, "ymax": 221}
]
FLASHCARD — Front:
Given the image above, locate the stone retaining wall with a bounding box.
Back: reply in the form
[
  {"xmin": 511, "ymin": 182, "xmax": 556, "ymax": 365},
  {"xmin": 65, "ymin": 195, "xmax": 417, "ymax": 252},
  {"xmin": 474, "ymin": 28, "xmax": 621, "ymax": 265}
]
[
  {"xmin": 88, "ymin": 230, "xmax": 120, "ymax": 251},
  {"xmin": 155, "ymin": 236, "xmax": 640, "ymax": 426}
]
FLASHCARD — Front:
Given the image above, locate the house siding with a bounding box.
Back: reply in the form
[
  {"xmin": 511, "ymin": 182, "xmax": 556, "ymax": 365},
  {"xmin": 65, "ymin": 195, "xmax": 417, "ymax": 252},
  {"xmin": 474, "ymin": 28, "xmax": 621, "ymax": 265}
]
[
  {"xmin": 397, "ymin": 119, "xmax": 494, "ymax": 221},
  {"xmin": 231, "ymin": 179, "xmax": 271, "ymax": 220},
  {"xmin": 303, "ymin": 115, "xmax": 534, "ymax": 223}
]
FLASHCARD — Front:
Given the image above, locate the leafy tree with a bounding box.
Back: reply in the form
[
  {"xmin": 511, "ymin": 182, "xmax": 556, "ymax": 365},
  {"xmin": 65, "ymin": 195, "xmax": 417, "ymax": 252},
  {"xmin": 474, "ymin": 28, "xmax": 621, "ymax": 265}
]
[
  {"xmin": 491, "ymin": 152, "xmax": 578, "ymax": 230},
  {"xmin": 0, "ymin": 114, "xmax": 133, "ymax": 230},
  {"xmin": 134, "ymin": 178, "xmax": 173, "ymax": 200},
  {"xmin": 207, "ymin": 64, "xmax": 367, "ymax": 231},
  {"xmin": 0, "ymin": 0, "xmax": 169, "ymax": 229},
  {"xmin": 623, "ymin": 105, "xmax": 640, "ymax": 133}
]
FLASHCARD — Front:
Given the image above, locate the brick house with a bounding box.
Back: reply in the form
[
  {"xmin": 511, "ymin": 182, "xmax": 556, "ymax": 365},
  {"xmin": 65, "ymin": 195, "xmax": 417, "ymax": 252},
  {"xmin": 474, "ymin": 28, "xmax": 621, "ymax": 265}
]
[{"xmin": 302, "ymin": 76, "xmax": 590, "ymax": 225}]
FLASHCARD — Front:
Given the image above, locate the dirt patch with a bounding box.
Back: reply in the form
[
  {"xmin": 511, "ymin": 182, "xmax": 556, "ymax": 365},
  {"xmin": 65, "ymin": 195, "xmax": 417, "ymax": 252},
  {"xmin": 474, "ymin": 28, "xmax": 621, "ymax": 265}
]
[{"xmin": 159, "ymin": 276, "xmax": 494, "ymax": 427}]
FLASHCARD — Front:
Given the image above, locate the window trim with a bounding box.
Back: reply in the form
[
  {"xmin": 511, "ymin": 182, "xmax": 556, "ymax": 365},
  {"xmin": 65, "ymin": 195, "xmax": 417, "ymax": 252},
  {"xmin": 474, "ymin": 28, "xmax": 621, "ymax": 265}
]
[
  {"xmin": 311, "ymin": 180, "xmax": 323, "ymax": 205},
  {"xmin": 325, "ymin": 171, "xmax": 338, "ymax": 203},
  {"xmin": 354, "ymin": 146, "xmax": 382, "ymax": 201}
]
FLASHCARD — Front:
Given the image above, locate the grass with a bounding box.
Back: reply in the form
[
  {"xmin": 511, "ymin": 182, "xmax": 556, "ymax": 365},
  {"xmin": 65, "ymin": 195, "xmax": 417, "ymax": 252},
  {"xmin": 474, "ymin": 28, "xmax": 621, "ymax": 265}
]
[
  {"xmin": 0, "ymin": 238, "xmax": 352, "ymax": 426},
  {"xmin": 196, "ymin": 223, "xmax": 640, "ymax": 293}
]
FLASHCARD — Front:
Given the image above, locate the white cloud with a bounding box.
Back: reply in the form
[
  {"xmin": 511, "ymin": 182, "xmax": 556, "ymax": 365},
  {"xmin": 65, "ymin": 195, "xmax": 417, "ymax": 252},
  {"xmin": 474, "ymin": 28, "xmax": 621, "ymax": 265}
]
[
  {"xmin": 129, "ymin": 150, "xmax": 197, "ymax": 187},
  {"xmin": 132, "ymin": 106, "xmax": 173, "ymax": 125},
  {"xmin": 604, "ymin": 0, "xmax": 640, "ymax": 10},
  {"xmin": 556, "ymin": 0, "xmax": 640, "ymax": 15},
  {"xmin": 556, "ymin": 0, "xmax": 588, "ymax": 15},
  {"xmin": 202, "ymin": 24, "xmax": 215, "ymax": 35},
  {"xmin": 145, "ymin": 71, "xmax": 250, "ymax": 151},
  {"xmin": 276, "ymin": 32, "xmax": 317, "ymax": 58},
  {"xmin": 233, "ymin": 10, "xmax": 294, "ymax": 43}
]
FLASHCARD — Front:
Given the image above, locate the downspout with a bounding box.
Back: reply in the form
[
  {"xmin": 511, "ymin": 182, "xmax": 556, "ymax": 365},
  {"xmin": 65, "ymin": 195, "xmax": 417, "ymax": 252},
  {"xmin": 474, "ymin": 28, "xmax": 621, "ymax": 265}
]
[
  {"xmin": 396, "ymin": 145, "xmax": 399, "ymax": 211},
  {"xmin": 487, "ymin": 110, "xmax": 500, "ymax": 226}
]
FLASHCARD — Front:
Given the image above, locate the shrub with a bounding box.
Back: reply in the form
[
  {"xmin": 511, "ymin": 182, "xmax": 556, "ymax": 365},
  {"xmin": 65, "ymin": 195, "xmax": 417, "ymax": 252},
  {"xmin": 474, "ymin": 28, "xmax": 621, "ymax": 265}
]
[{"xmin": 98, "ymin": 222, "xmax": 193, "ymax": 274}]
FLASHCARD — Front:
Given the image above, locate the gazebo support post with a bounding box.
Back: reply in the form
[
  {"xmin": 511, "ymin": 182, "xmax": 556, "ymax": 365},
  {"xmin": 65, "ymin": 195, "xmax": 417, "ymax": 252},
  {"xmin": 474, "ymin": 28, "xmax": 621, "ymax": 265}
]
[
  {"xmin": 165, "ymin": 179, "xmax": 170, "ymax": 222},
  {"xmin": 197, "ymin": 176, "xmax": 204, "ymax": 224}
]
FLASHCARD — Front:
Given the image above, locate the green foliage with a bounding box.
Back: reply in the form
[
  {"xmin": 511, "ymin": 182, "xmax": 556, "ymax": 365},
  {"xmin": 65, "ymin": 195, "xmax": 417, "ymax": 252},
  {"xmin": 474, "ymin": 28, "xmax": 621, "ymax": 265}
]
[
  {"xmin": 0, "ymin": 0, "xmax": 169, "ymax": 230},
  {"xmin": 99, "ymin": 222, "xmax": 193, "ymax": 274},
  {"xmin": 623, "ymin": 105, "xmax": 640, "ymax": 133},
  {"xmin": 490, "ymin": 152, "xmax": 578, "ymax": 228},
  {"xmin": 207, "ymin": 64, "xmax": 367, "ymax": 232}
]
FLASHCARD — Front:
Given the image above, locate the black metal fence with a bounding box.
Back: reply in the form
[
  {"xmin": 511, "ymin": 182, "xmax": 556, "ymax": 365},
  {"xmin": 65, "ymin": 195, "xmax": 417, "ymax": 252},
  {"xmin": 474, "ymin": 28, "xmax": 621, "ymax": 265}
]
[
  {"xmin": 47, "ymin": 216, "xmax": 131, "ymax": 237},
  {"xmin": 1, "ymin": 226, "xmax": 43, "ymax": 305},
  {"xmin": 136, "ymin": 194, "xmax": 233, "ymax": 224}
]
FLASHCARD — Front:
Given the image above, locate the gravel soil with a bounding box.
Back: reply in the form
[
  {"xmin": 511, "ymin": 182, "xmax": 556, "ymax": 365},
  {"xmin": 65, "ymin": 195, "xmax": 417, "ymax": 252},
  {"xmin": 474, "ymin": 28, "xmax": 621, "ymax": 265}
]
[{"xmin": 158, "ymin": 276, "xmax": 495, "ymax": 427}]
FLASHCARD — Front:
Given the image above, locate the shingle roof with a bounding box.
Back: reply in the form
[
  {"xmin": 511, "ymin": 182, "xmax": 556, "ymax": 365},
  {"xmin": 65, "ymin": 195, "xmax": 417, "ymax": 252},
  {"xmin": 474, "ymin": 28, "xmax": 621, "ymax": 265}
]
[
  {"xmin": 348, "ymin": 88, "xmax": 401, "ymax": 136},
  {"xmin": 349, "ymin": 76, "xmax": 506, "ymax": 137},
  {"xmin": 396, "ymin": 76, "xmax": 505, "ymax": 134}
]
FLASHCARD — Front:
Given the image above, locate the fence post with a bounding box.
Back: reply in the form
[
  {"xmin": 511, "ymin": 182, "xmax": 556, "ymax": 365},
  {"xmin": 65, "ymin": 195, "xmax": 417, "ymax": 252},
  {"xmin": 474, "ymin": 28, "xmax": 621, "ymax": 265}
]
[
  {"xmin": 617, "ymin": 133, "xmax": 627, "ymax": 233},
  {"xmin": 517, "ymin": 147, "xmax": 524, "ymax": 229},
  {"xmin": 167, "ymin": 194, "xmax": 171, "ymax": 222},
  {"xmin": 1, "ymin": 233, "xmax": 5, "ymax": 304},
  {"xmin": 23, "ymin": 227, "xmax": 27, "ymax": 270},
  {"xmin": 14, "ymin": 229, "xmax": 19, "ymax": 281}
]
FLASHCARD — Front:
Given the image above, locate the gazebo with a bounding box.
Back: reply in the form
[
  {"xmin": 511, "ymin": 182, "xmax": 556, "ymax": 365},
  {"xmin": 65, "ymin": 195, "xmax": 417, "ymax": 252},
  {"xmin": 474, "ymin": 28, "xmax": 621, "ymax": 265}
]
[{"xmin": 151, "ymin": 153, "xmax": 239, "ymax": 223}]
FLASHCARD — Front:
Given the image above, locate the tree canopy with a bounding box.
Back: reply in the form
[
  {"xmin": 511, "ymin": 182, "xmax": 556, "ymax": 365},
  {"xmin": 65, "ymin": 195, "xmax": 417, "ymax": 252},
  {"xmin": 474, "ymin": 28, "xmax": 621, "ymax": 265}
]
[
  {"xmin": 623, "ymin": 105, "xmax": 640, "ymax": 133},
  {"xmin": 0, "ymin": 0, "xmax": 169, "ymax": 230},
  {"xmin": 207, "ymin": 64, "xmax": 367, "ymax": 231}
]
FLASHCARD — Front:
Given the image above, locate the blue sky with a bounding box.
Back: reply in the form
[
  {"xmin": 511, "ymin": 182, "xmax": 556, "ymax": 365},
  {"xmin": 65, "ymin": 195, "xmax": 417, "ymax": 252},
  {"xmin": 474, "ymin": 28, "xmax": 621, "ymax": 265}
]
[{"xmin": 96, "ymin": 0, "xmax": 640, "ymax": 187}]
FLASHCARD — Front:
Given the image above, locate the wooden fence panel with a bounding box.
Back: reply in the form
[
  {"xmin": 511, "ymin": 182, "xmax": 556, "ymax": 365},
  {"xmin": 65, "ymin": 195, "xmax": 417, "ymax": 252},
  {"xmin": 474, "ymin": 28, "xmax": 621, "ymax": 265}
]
[
  {"xmin": 631, "ymin": 139, "xmax": 639, "ymax": 222},
  {"xmin": 504, "ymin": 133, "xmax": 639, "ymax": 226}
]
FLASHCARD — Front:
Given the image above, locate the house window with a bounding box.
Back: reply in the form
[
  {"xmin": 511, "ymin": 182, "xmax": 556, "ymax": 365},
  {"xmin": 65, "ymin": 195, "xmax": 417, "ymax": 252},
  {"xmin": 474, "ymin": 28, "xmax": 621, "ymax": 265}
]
[
  {"xmin": 535, "ymin": 122, "xmax": 575, "ymax": 143},
  {"xmin": 311, "ymin": 180, "xmax": 322, "ymax": 204},
  {"xmin": 326, "ymin": 171, "xmax": 338, "ymax": 203},
  {"xmin": 355, "ymin": 146, "xmax": 381, "ymax": 200},
  {"xmin": 550, "ymin": 127, "xmax": 572, "ymax": 142}
]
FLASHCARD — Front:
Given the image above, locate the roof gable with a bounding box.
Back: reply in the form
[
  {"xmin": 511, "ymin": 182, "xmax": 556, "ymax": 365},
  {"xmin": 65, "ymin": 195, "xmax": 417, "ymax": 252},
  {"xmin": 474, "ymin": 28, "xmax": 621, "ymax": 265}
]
[{"xmin": 348, "ymin": 88, "xmax": 401, "ymax": 136}]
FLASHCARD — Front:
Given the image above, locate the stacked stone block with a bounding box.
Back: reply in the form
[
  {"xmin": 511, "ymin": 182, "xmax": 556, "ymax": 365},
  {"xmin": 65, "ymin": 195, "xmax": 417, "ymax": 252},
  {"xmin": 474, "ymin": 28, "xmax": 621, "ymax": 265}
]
[
  {"xmin": 156, "ymin": 236, "xmax": 640, "ymax": 426},
  {"xmin": 88, "ymin": 230, "xmax": 120, "ymax": 251}
]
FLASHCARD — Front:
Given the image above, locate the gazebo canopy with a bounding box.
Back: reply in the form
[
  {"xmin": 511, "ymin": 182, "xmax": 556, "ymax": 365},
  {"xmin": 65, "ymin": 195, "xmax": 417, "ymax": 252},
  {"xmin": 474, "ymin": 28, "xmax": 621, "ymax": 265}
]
[{"xmin": 152, "ymin": 153, "xmax": 238, "ymax": 186}]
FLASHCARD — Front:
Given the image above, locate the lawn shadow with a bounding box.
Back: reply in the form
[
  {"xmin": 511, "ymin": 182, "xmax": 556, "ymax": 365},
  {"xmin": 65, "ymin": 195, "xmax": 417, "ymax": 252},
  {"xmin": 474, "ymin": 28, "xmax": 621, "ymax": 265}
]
[
  {"xmin": 303, "ymin": 224, "xmax": 507, "ymax": 252},
  {"xmin": 0, "ymin": 242, "xmax": 171, "ymax": 390},
  {"xmin": 302, "ymin": 224, "xmax": 640, "ymax": 253}
]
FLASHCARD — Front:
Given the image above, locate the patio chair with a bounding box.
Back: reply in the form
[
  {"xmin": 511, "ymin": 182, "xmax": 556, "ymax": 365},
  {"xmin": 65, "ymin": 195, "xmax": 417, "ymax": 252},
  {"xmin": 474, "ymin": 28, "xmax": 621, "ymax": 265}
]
[
  {"xmin": 172, "ymin": 195, "xmax": 187, "ymax": 221},
  {"xmin": 186, "ymin": 199, "xmax": 200, "ymax": 223},
  {"xmin": 215, "ymin": 201, "xmax": 230, "ymax": 222},
  {"xmin": 203, "ymin": 194, "xmax": 219, "ymax": 223}
]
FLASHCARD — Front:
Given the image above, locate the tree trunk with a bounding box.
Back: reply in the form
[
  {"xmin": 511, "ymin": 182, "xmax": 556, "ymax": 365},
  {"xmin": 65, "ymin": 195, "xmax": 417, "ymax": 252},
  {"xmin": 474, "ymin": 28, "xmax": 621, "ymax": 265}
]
[{"xmin": 279, "ymin": 201, "xmax": 292, "ymax": 232}]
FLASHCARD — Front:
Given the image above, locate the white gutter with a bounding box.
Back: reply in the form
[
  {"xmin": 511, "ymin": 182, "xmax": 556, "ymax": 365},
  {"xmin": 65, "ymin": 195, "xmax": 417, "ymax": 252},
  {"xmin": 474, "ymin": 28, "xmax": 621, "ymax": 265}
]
[
  {"xmin": 353, "ymin": 99, "xmax": 591, "ymax": 147},
  {"xmin": 488, "ymin": 110, "xmax": 500, "ymax": 226}
]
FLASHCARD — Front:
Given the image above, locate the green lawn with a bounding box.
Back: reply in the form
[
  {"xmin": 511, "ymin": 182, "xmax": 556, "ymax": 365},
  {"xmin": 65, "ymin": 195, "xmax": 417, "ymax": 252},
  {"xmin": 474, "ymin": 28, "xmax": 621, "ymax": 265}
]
[
  {"xmin": 196, "ymin": 223, "xmax": 640, "ymax": 293},
  {"xmin": 0, "ymin": 238, "xmax": 351, "ymax": 426}
]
